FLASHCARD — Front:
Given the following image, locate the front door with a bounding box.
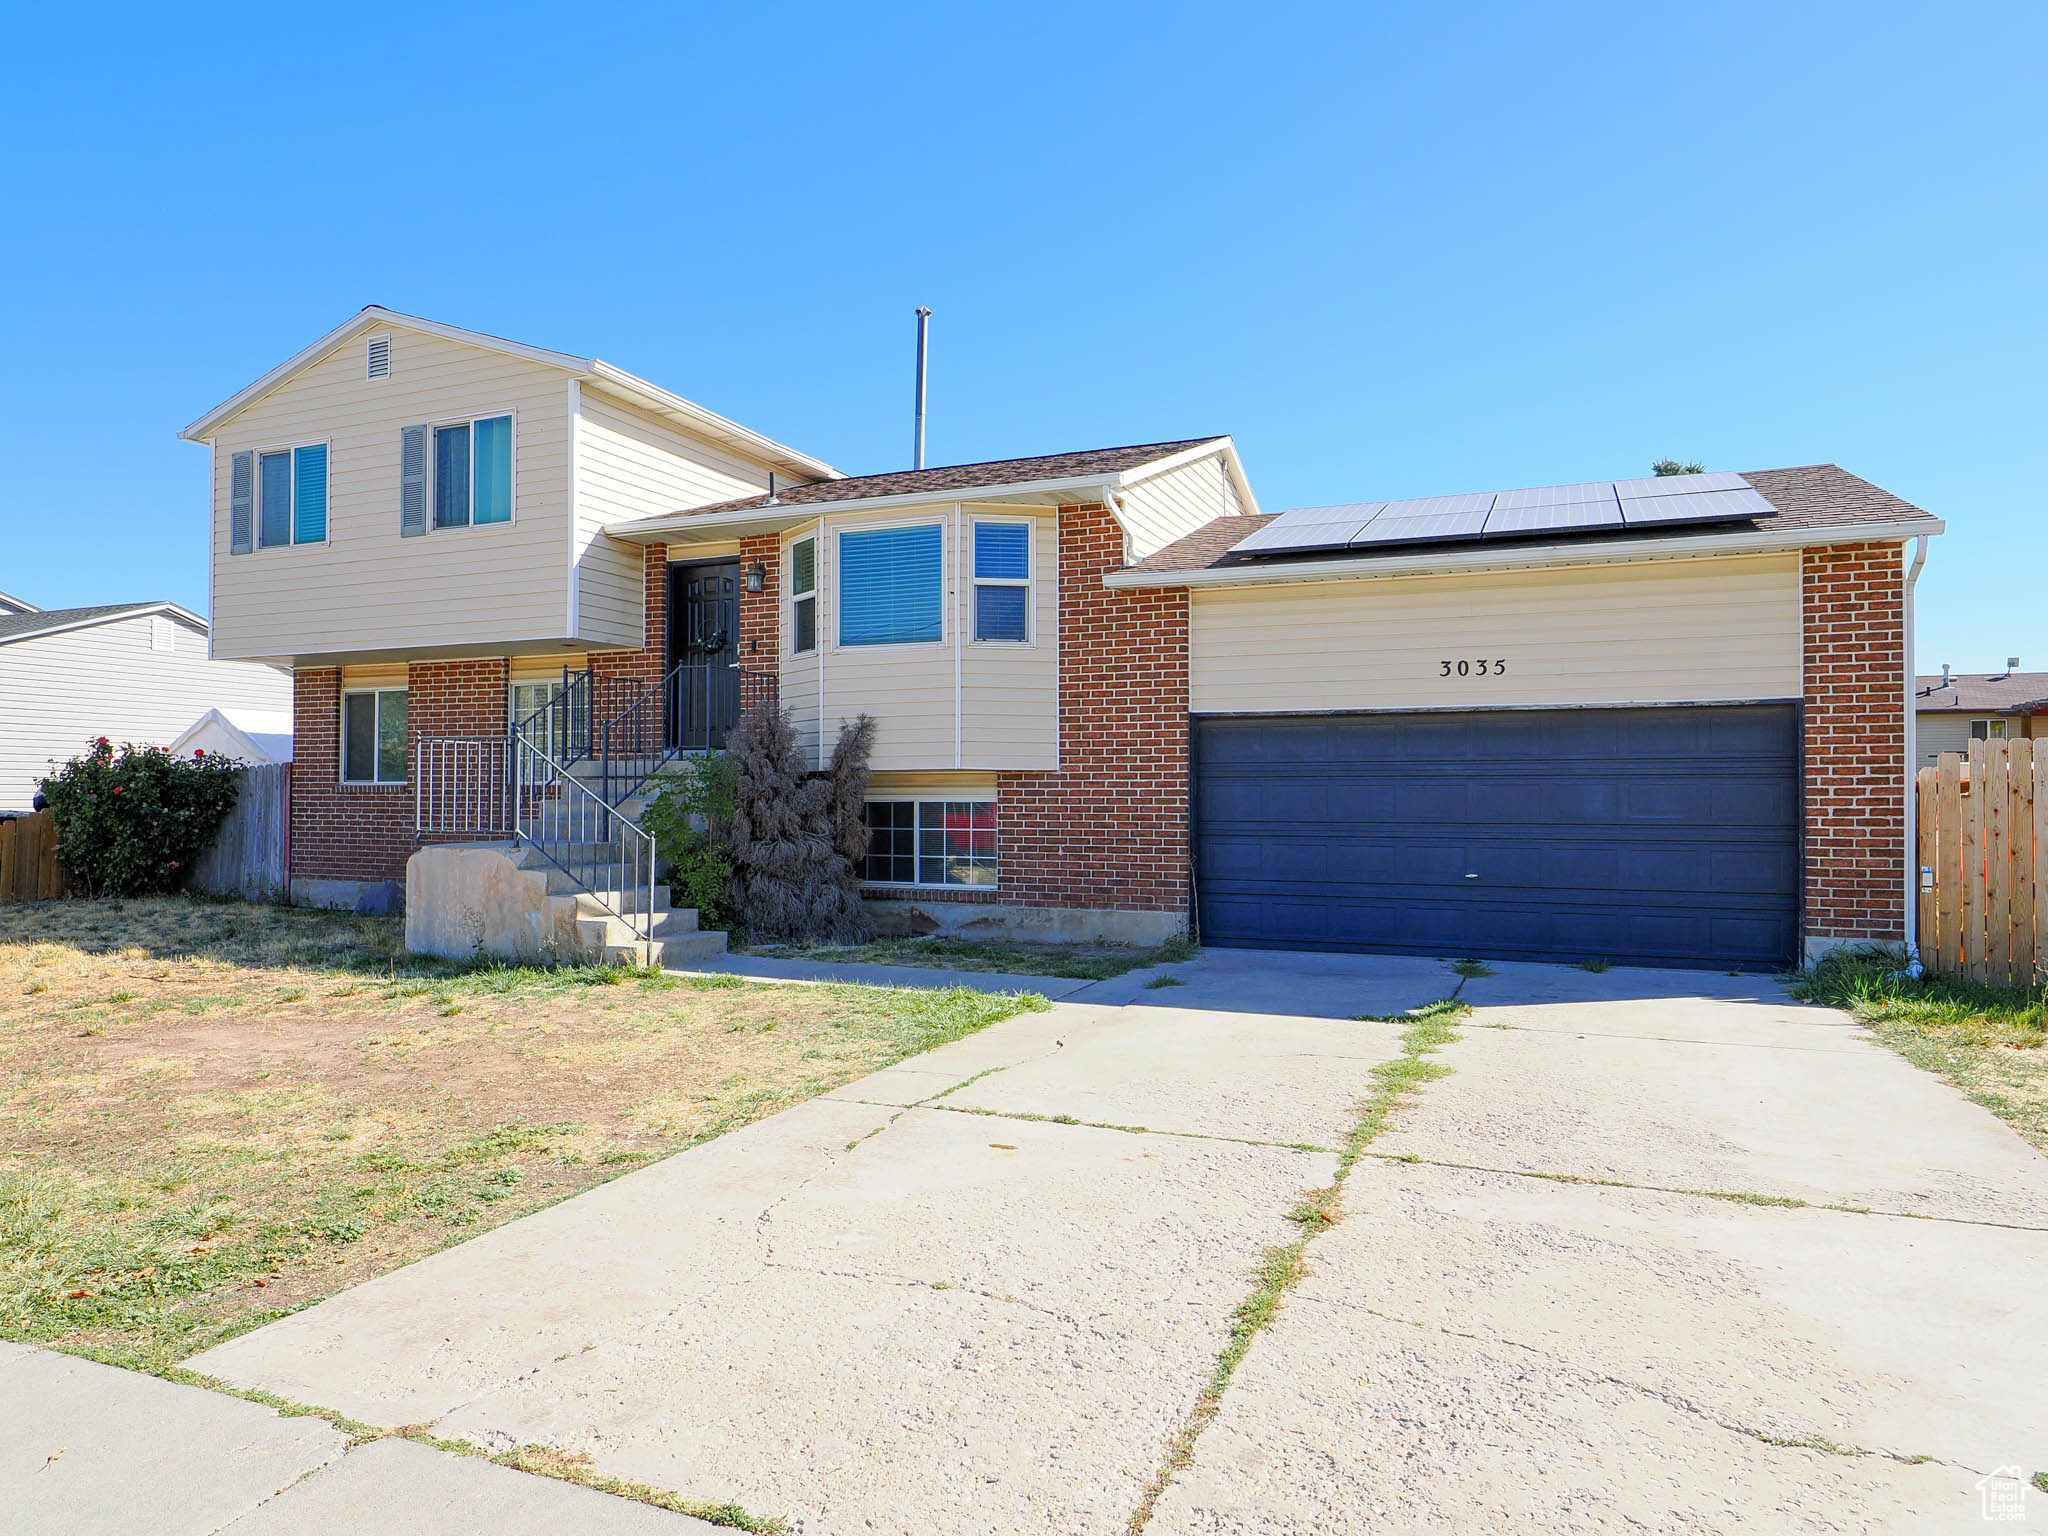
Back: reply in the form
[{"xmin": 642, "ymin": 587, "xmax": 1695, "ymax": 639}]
[{"xmin": 668, "ymin": 560, "xmax": 742, "ymax": 750}]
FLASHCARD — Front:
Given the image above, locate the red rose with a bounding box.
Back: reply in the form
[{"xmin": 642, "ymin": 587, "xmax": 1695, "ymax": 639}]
[
  {"xmin": 111, "ymin": 786, "xmax": 121, "ymax": 795},
  {"xmin": 194, "ymin": 748, "xmax": 204, "ymax": 757}
]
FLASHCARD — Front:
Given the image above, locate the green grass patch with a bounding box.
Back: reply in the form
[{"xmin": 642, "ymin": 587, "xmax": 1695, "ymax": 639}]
[
  {"xmin": 1789, "ymin": 949, "xmax": 2048, "ymax": 1152},
  {"xmin": 1126, "ymin": 999, "xmax": 1470, "ymax": 1533},
  {"xmin": 0, "ymin": 898, "xmax": 1048, "ymax": 1373},
  {"xmin": 743, "ymin": 934, "xmax": 1196, "ymax": 982},
  {"xmin": 1450, "ymin": 958, "xmax": 1494, "ymax": 979}
]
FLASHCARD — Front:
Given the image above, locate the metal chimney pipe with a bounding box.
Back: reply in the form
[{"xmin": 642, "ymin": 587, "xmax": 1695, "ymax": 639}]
[{"xmin": 913, "ymin": 307, "xmax": 932, "ymax": 469}]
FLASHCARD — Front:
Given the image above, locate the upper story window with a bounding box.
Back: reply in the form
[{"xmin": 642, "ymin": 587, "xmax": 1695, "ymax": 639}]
[
  {"xmin": 432, "ymin": 415, "xmax": 513, "ymax": 528},
  {"xmin": 838, "ymin": 523, "xmax": 942, "ymax": 647},
  {"xmin": 1972, "ymin": 719, "xmax": 2010, "ymax": 742},
  {"xmin": 229, "ymin": 443, "xmax": 327, "ymax": 554},
  {"xmin": 342, "ymin": 687, "xmax": 408, "ymax": 784},
  {"xmin": 972, "ymin": 521, "xmax": 1030, "ymax": 643},
  {"xmin": 790, "ymin": 536, "xmax": 818, "ymax": 654}
]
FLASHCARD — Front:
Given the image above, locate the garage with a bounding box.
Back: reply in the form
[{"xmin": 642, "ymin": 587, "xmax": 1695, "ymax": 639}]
[{"xmin": 1193, "ymin": 704, "xmax": 1801, "ymax": 969}]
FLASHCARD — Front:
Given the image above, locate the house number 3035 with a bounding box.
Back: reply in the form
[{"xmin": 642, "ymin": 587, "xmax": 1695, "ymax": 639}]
[{"xmin": 1441, "ymin": 658, "xmax": 1507, "ymax": 677}]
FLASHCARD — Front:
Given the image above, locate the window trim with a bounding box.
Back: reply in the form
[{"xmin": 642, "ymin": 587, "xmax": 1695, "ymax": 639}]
[
  {"xmin": 242, "ymin": 437, "xmax": 333, "ymax": 550},
  {"xmin": 834, "ymin": 518, "xmax": 948, "ymax": 652},
  {"xmin": 340, "ymin": 686, "xmax": 410, "ymax": 786},
  {"xmin": 789, "ymin": 533, "xmax": 818, "ymax": 655},
  {"xmin": 969, "ymin": 516, "xmax": 1033, "ymax": 647},
  {"xmin": 860, "ymin": 797, "xmax": 998, "ymax": 889},
  {"xmin": 427, "ymin": 409, "xmax": 517, "ymax": 532}
]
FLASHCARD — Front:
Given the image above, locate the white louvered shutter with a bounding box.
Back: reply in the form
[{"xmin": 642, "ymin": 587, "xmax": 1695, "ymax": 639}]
[
  {"xmin": 230, "ymin": 451, "xmax": 255, "ymax": 554},
  {"xmin": 400, "ymin": 425, "xmax": 428, "ymax": 536},
  {"xmin": 366, "ymin": 336, "xmax": 391, "ymax": 380}
]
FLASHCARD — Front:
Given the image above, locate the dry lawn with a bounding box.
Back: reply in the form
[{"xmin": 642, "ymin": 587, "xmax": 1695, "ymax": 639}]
[{"xmin": 0, "ymin": 897, "xmax": 1044, "ymax": 1373}]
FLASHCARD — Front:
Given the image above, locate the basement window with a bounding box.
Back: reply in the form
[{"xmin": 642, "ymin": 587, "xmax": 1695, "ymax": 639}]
[{"xmin": 863, "ymin": 800, "xmax": 996, "ymax": 887}]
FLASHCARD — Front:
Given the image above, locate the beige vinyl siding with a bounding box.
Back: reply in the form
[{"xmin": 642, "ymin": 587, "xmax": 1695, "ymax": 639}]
[
  {"xmin": 0, "ymin": 617, "xmax": 291, "ymax": 812},
  {"xmin": 1190, "ymin": 554, "xmax": 1801, "ymax": 714},
  {"xmin": 208, "ymin": 327, "xmax": 573, "ymax": 663},
  {"xmin": 1117, "ymin": 454, "xmax": 1239, "ymax": 558},
  {"xmin": 780, "ymin": 503, "xmax": 1059, "ymax": 773},
  {"xmin": 1916, "ymin": 712, "xmax": 2030, "ymax": 765},
  {"xmin": 572, "ymin": 389, "xmax": 783, "ymax": 650}
]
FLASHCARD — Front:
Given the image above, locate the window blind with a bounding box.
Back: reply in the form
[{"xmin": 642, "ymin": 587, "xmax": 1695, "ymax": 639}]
[
  {"xmin": 473, "ymin": 416, "xmax": 512, "ymax": 523},
  {"xmin": 838, "ymin": 525, "xmax": 942, "ymax": 646},
  {"xmin": 258, "ymin": 451, "xmax": 292, "ymax": 548},
  {"xmin": 293, "ymin": 444, "xmax": 327, "ymax": 543}
]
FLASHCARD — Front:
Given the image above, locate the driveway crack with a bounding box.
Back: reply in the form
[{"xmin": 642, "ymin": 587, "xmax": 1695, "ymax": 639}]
[{"xmin": 1302, "ymin": 1295, "xmax": 1972, "ymax": 1473}]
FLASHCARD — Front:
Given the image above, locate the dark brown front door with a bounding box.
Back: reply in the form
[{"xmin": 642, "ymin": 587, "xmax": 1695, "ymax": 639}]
[{"xmin": 668, "ymin": 560, "xmax": 741, "ymax": 749}]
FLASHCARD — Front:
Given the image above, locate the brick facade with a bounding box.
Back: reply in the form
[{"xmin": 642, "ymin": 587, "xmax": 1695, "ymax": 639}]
[
  {"xmin": 996, "ymin": 502, "xmax": 1190, "ymax": 916},
  {"xmin": 290, "ymin": 668, "xmax": 416, "ymax": 886},
  {"xmin": 738, "ymin": 533, "xmax": 781, "ymax": 664},
  {"xmin": 1802, "ymin": 541, "xmax": 1906, "ymax": 947}
]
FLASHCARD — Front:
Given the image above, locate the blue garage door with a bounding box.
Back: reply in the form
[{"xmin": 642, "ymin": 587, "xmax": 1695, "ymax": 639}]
[{"xmin": 1193, "ymin": 705, "xmax": 1800, "ymax": 969}]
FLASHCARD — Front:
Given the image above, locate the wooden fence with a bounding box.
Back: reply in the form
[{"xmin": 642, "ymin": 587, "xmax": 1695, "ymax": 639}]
[
  {"xmin": 1917, "ymin": 739, "xmax": 2046, "ymax": 986},
  {"xmin": 0, "ymin": 764, "xmax": 289, "ymax": 908},
  {"xmin": 190, "ymin": 763, "xmax": 290, "ymax": 903},
  {"xmin": 0, "ymin": 810, "xmax": 67, "ymax": 903}
]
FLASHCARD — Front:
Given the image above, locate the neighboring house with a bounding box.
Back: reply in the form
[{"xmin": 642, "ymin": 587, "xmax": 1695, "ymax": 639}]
[
  {"xmin": 0, "ymin": 600, "xmax": 293, "ymax": 813},
  {"xmin": 183, "ymin": 306, "xmax": 1942, "ymax": 969},
  {"xmin": 1915, "ymin": 666, "xmax": 2046, "ymax": 765},
  {"xmin": 170, "ymin": 707, "xmax": 295, "ymax": 764}
]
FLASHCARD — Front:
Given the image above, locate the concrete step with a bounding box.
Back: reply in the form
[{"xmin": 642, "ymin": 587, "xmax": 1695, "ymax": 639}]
[{"xmin": 639, "ymin": 929, "xmax": 729, "ymax": 967}]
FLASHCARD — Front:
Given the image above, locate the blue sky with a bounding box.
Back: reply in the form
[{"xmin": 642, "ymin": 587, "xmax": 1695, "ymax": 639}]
[{"xmin": 1, "ymin": 2, "xmax": 2040, "ymax": 671}]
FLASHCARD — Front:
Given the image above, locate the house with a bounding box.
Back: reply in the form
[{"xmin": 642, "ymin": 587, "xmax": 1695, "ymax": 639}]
[
  {"xmin": 170, "ymin": 707, "xmax": 295, "ymax": 765},
  {"xmin": 0, "ymin": 598, "xmax": 292, "ymax": 814},
  {"xmin": 183, "ymin": 307, "xmax": 1941, "ymax": 969},
  {"xmin": 1915, "ymin": 665, "xmax": 2046, "ymax": 765}
]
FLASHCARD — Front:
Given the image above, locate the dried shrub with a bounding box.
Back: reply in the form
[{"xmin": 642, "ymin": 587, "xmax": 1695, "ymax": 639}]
[{"xmin": 715, "ymin": 706, "xmax": 875, "ymax": 943}]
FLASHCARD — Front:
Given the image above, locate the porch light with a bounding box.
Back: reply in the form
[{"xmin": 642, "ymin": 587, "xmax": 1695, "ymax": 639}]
[{"xmin": 745, "ymin": 561, "xmax": 767, "ymax": 594}]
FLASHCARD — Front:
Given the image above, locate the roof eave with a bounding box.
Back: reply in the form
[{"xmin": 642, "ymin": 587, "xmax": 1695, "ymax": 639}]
[
  {"xmin": 179, "ymin": 311, "xmax": 843, "ymax": 483},
  {"xmin": 605, "ymin": 470, "xmax": 1134, "ymax": 545},
  {"xmin": 1105, "ymin": 517, "xmax": 1945, "ymax": 589},
  {"xmin": 180, "ymin": 307, "xmax": 590, "ymax": 442},
  {"xmin": 581, "ymin": 363, "xmax": 841, "ymax": 483},
  {"xmin": 0, "ymin": 601, "xmax": 208, "ymax": 647}
]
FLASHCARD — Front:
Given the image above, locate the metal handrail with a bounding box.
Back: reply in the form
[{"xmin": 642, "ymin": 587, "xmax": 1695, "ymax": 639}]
[
  {"xmin": 416, "ymin": 737, "xmax": 513, "ymax": 835},
  {"xmin": 511, "ymin": 731, "xmax": 659, "ymax": 962}
]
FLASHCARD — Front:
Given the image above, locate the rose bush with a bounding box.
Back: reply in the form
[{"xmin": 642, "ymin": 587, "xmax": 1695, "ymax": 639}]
[{"xmin": 39, "ymin": 738, "xmax": 242, "ymax": 896}]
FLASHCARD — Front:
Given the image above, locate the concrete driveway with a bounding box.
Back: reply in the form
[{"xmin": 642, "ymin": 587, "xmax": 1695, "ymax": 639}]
[{"xmin": 153, "ymin": 951, "xmax": 2048, "ymax": 1531}]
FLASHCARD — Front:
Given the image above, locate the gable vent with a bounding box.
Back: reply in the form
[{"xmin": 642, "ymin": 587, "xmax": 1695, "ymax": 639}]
[{"xmin": 366, "ymin": 335, "xmax": 392, "ymax": 380}]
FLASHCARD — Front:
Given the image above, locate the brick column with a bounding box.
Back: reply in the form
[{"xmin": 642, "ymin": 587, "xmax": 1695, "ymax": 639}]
[
  {"xmin": 997, "ymin": 502, "xmax": 1190, "ymax": 920},
  {"xmin": 738, "ymin": 532, "xmax": 781, "ymax": 667},
  {"xmin": 1802, "ymin": 542, "xmax": 1906, "ymax": 954}
]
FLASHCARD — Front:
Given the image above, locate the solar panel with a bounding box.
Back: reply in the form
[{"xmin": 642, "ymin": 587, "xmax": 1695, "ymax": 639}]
[
  {"xmin": 1617, "ymin": 486, "xmax": 1776, "ymax": 527},
  {"xmin": 1350, "ymin": 502, "xmax": 1495, "ymax": 547},
  {"xmin": 1483, "ymin": 497, "xmax": 1623, "ymax": 538},
  {"xmin": 1233, "ymin": 474, "xmax": 1775, "ymax": 561},
  {"xmin": 1229, "ymin": 502, "xmax": 1383, "ymax": 555},
  {"xmin": 1610, "ymin": 470, "xmax": 1750, "ymax": 500},
  {"xmin": 1490, "ymin": 481, "xmax": 1616, "ymax": 511}
]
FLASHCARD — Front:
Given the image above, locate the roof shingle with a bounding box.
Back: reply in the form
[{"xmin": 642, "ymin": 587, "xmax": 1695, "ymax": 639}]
[
  {"xmin": 1915, "ymin": 672, "xmax": 2048, "ymax": 714},
  {"xmin": 660, "ymin": 439, "xmax": 1225, "ymax": 520},
  {"xmin": 0, "ymin": 603, "xmax": 196, "ymax": 645},
  {"xmin": 1124, "ymin": 464, "xmax": 1937, "ymax": 577}
]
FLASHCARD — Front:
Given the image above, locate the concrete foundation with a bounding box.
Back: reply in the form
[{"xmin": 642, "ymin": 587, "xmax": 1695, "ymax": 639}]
[
  {"xmin": 291, "ymin": 877, "xmax": 403, "ymax": 913},
  {"xmin": 1800, "ymin": 933, "xmax": 1905, "ymax": 968},
  {"xmin": 862, "ymin": 896, "xmax": 1186, "ymax": 946},
  {"xmin": 405, "ymin": 844, "xmax": 581, "ymax": 964}
]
